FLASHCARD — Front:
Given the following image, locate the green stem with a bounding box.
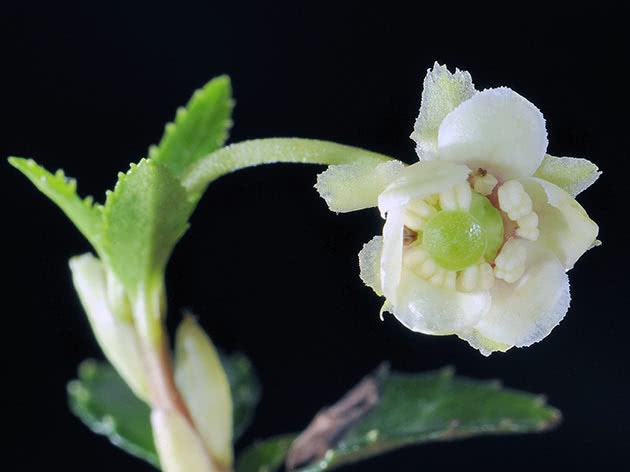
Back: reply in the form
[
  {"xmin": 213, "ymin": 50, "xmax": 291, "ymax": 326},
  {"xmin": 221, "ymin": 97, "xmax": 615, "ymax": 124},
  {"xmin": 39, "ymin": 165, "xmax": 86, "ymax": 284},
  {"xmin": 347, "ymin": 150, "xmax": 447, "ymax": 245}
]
[
  {"xmin": 180, "ymin": 138, "xmax": 394, "ymax": 199},
  {"xmin": 132, "ymin": 283, "xmax": 191, "ymax": 418}
]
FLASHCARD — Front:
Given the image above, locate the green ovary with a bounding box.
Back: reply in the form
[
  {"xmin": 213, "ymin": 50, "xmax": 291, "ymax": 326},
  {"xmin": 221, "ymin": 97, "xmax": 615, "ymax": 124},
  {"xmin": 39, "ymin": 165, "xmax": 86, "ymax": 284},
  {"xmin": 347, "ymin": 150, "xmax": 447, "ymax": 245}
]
[
  {"xmin": 469, "ymin": 192, "xmax": 504, "ymax": 262},
  {"xmin": 423, "ymin": 211, "xmax": 485, "ymax": 271},
  {"xmin": 422, "ymin": 193, "xmax": 504, "ymax": 271}
]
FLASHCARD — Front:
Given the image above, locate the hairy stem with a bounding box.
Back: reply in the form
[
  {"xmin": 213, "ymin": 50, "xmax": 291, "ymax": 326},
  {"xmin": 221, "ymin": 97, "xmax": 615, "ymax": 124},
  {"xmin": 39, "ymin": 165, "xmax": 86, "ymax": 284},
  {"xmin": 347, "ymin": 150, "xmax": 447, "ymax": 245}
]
[{"xmin": 180, "ymin": 138, "xmax": 394, "ymax": 199}]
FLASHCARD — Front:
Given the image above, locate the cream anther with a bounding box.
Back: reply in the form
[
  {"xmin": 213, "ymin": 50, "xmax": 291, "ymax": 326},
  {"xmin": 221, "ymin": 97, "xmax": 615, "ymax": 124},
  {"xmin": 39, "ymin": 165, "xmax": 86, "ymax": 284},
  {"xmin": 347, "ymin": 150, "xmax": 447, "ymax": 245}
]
[
  {"xmin": 472, "ymin": 173, "xmax": 498, "ymax": 195},
  {"xmin": 404, "ymin": 245, "xmax": 458, "ymax": 289},
  {"xmin": 403, "ymin": 245, "xmax": 428, "ymax": 268},
  {"xmin": 458, "ymin": 264, "xmax": 478, "ymax": 292},
  {"xmin": 404, "ymin": 198, "xmax": 437, "ymax": 231},
  {"xmin": 494, "ymin": 238, "xmax": 527, "ymax": 283},
  {"xmin": 429, "ymin": 268, "xmax": 446, "ymax": 286},
  {"xmin": 498, "ymin": 180, "xmax": 533, "ymax": 221},
  {"xmin": 516, "ymin": 211, "xmax": 539, "ymax": 241},
  {"xmin": 456, "ymin": 262, "xmax": 495, "ymax": 292},
  {"xmin": 478, "ymin": 262, "xmax": 495, "ymax": 289},
  {"xmin": 439, "ymin": 182, "xmax": 472, "ymax": 211},
  {"xmin": 419, "ymin": 259, "xmax": 439, "ymax": 278}
]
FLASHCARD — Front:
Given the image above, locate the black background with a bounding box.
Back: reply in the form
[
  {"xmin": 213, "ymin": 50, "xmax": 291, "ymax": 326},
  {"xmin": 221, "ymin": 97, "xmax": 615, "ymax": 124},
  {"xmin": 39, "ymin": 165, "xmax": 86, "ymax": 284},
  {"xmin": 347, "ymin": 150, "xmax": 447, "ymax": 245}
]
[{"xmin": 3, "ymin": 2, "xmax": 628, "ymax": 470}]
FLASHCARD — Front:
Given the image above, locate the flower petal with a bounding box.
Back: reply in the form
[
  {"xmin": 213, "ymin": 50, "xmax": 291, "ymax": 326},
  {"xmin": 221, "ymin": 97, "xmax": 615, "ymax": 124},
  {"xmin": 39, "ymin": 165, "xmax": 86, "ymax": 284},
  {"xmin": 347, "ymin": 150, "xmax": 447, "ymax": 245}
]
[
  {"xmin": 380, "ymin": 207, "xmax": 404, "ymax": 303},
  {"xmin": 391, "ymin": 268, "xmax": 491, "ymax": 335},
  {"xmin": 521, "ymin": 177, "xmax": 598, "ymax": 269},
  {"xmin": 533, "ymin": 153, "xmax": 601, "ymax": 197},
  {"xmin": 358, "ymin": 236, "xmax": 384, "ymax": 296},
  {"xmin": 437, "ymin": 88, "xmax": 548, "ymax": 180},
  {"xmin": 464, "ymin": 241, "xmax": 570, "ymax": 352},
  {"xmin": 378, "ymin": 160, "xmax": 470, "ymax": 216},
  {"xmin": 411, "ymin": 62, "xmax": 476, "ymax": 159},
  {"xmin": 314, "ymin": 160, "xmax": 405, "ymax": 212}
]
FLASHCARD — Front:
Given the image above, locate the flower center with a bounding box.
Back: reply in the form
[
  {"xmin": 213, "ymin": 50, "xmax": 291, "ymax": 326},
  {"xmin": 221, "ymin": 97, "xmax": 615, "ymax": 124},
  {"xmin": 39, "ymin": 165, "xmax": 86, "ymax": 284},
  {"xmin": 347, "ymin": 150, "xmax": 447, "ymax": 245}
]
[
  {"xmin": 422, "ymin": 211, "xmax": 485, "ymax": 271},
  {"xmin": 401, "ymin": 173, "xmax": 515, "ymax": 291}
]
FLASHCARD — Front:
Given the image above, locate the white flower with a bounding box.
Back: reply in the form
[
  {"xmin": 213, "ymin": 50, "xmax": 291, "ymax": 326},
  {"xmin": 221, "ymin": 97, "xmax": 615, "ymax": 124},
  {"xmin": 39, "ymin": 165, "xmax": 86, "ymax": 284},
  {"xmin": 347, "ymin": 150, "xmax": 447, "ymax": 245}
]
[{"xmin": 316, "ymin": 63, "xmax": 600, "ymax": 355}]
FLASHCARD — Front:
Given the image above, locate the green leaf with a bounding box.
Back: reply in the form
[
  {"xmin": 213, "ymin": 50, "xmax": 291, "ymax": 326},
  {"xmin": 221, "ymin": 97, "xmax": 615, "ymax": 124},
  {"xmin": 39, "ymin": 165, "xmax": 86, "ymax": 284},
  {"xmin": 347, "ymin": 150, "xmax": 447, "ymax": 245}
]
[
  {"xmin": 68, "ymin": 354, "xmax": 261, "ymax": 468},
  {"xmin": 236, "ymin": 435, "xmax": 295, "ymax": 472},
  {"xmin": 533, "ymin": 153, "xmax": 601, "ymax": 196},
  {"xmin": 222, "ymin": 351, "xmax": 262, "ymax": 441},
  {"xmin": 179, "ymin": 138, "xmax": 395, "ymax": 202},
  {"xmin": 67, "ymin": 359, "xmax": 159, "ymax": 467},
  {"xmin": 238, "ymin": 367, "xmax": 560, "ymax": 472},
  {"xmin": 102, "ymin": 159, "xmax": 194, "ymax": 299},
  {"xmin": 149, "ymin": 76, "xmax": 234, "ymax": 177},
  {"xmin": 8, "ymin": 157, "xmax": 103, "ymax": 253}
]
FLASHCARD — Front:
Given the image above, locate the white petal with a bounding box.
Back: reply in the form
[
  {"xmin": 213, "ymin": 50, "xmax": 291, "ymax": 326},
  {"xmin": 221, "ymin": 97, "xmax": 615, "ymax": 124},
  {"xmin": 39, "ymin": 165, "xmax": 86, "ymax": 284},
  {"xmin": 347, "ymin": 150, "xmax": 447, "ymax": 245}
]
[
  {"xmin": 315, "ymin": 160, "xmax": 405, "ymax": 212},
  {"xmin": 175, "ymin": 317, "xmax": 233, "ymax": 467},
  {"xmin": 390, "ymin": 268, "xmax": 491, "ymax": 335},
  {"xmin": 380, "ymin": 207, "xmax": 404, "ymax": 304},
  {"xmin": 467, "ymin": 241, "xmax": 570, "ymax": 350},
  {"xmin": 437, "ymin": 88, "xmax": 548, "ymax": 180},
  {"xmin": 358, "ymin": 236, "xmax": 384, "ymax": 296},
  {"xmin": 458, "ymin": 330, "xmax": 511, "ymax": 357},
  {"xmin": 533, "ymin": 153, "xmax": 601, "ymax": 197},
  {"xmin": 151, "ymin": 409, "xmax": 217, "ymax": 472},
  {"xmin": 69, "ymin": 253, "xmax": 150, "ymax": 402},
  {"xmin": 377, "ymin": 160, "xmax": 470, "ymax": 216},
  {"xmin": 521, "ymin": 177, "xmax": 598, "ymax": 269},
  {"xmin": 411, "ymin": 62, "xmax": 476, "ymax": 159}
]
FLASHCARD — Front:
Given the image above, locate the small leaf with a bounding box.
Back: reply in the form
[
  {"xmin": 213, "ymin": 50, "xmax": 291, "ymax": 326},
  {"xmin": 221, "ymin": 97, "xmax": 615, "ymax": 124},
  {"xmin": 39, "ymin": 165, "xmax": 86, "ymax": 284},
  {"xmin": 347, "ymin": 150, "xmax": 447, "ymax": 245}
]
[
  {"xmin": 67, "ymin": 359, "xmax": 159, "ymax": 467},
  {"xmin": 236, "ymin": 435, "xmax": 295, "ymax": 472},
  {"xmin": 68, "ymin": 354, "xmax": 261, "ymax": 468},
  {"xmin": 102, "ymin": 159, "xmax": 194, "ymax": 299},
  {"xmin": 238, "ymin": 367, "xmax": 560, "ymax": 472},
  {"xmin": 533, "ymin": 153, "xmax": 601, "ymax": 196},
  {"xmin": 222, "ymin": 351, "xmax": 262, "ymax": 441},
  {"xmin": 8, "ymin": 157, "xmax": 103, "ymax": 252},
  {"xmin": 149, "ymin": 76, "xmax": 234, "ymax": 177},
  {"xmin": 180, "ymin": 138, "xmax": 395, "ymax": 201}
]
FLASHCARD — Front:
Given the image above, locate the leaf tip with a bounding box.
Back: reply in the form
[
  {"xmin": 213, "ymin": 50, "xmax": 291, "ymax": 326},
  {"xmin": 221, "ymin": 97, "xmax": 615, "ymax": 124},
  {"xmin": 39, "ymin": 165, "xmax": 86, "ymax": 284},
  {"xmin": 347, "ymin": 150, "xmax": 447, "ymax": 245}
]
[
  {"xmin": 439, "ymin": 365, "xmax": 455, "ymax": 378},
  {"xmin": 78, "ymin": 358, "xmax": 99, "ymax": 380}
]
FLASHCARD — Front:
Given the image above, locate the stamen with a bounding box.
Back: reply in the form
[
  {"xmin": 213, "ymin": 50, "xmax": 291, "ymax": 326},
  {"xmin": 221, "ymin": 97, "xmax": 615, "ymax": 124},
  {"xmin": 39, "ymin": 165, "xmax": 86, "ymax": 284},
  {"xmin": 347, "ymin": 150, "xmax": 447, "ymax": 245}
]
[
  {"xmin": 494, "ymin": 238, "xmax": 527, "ymax": 283},
  {"xmin": 498, "ymin": 180, "xmax": 533, "ymax": 221},
  {"xmin": 454, "ymin": 182, "xmax": 472, "ymax": 210},
  {"xmin": 472, "ymin": 173, "xmax": 498, "ymax": 196},
  {"xmin": 404, "ymin": 210, "xmax": 427, "ymax": 231},
  {"xmin": 424, "ymin": 194, "xmax": 439, "ymax": 206},
  {"xmin": 439, "ymin": 182, "xmax": 472, "ymax": 211},
  {"xmin": 402, "ymin": 244, "xmax": 427, "ymax": 267},
  {"xmin": 429, "ymin": 268, "xmax": 446, "ymax": 286},
  {"xmin": 516, "ymin": 211, "xmax": 539, "ymax": 241},
  {"xmin": 404, "ymin": 246, "xmax": 459, "ymax": 289},
  {"xmin": 419, "ymin": 259, "xmax": 439, "ymax": 278},
  {"xmin": 478, "ymin": 262, "xmax": 495, "ymax": 290},
  {"xmin": 404, "ymin": 198, "xmax": 437, "ymax": 232},
  {"xmin": 407, "ymin": 199, "xmax": 437, "ymax": 217},
  {"xmin": 403, "ymin": 226, "xmax": 418, "ymax": 246},
  {"xmin": 458, "ymin": 265, "xmax": 479, "ymax": 292},
  {"xmin": 456, "ymin": 262, "xmax": 495, "ymax": 292},
  {"xmin": 443, "ymin": 271, "xmax": 457, "ymax": 290}
]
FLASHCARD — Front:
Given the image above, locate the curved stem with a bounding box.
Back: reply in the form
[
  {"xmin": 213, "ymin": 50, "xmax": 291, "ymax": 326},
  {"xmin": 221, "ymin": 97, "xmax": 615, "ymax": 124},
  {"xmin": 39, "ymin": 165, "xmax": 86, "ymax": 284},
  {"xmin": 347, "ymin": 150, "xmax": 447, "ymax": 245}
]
[{"xmin": 180, "ymin": 138, "xmax": 395, "ymax": 198}]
